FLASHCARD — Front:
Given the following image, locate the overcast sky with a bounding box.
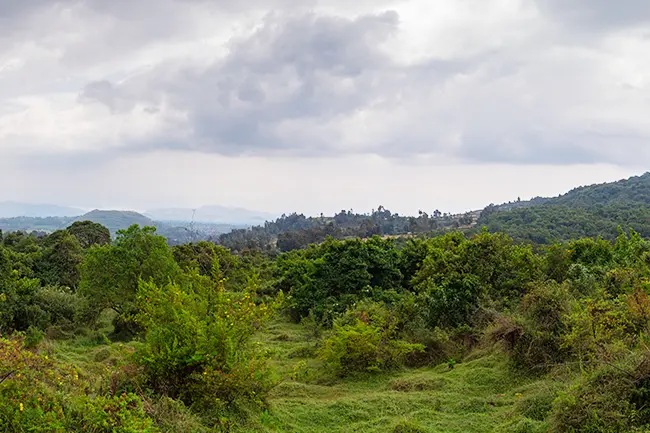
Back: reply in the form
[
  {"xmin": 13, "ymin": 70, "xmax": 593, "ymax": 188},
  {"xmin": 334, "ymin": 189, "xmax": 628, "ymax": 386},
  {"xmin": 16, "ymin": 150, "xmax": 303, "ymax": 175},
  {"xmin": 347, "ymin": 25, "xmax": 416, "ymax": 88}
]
[{"xmin": 1, "ymin": 0, "xmax": 648, "ymax": 216}]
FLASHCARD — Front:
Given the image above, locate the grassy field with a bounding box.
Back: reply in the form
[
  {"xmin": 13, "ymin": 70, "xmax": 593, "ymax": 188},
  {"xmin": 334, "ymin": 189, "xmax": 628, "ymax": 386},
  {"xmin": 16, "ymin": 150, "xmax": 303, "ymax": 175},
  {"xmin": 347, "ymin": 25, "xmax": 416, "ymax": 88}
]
[
  {"xmin": 247, "ymin": 321, "xmax": 555, "ymax": 433},
  {"xmin": 38, "ymin": 317, "xmax": 558, "ymax": 433}
]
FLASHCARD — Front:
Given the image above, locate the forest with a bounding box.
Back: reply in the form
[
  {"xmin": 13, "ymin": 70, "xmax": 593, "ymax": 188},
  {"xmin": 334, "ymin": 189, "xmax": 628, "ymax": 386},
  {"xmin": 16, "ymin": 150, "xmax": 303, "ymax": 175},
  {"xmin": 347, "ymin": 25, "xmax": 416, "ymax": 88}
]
[
  {"xmin": 3, "ymin": 207, "xmax": 650, "ymax": 432},
  {"xmin": 216, "ymin": 207, "xmax": 475, "ymax": 253},
  {"xmin": 476, "ymin": 172, "xmax": 650, "ymax": 243},
  {"xmin": 217, "ymin": 173, "xmax": 650, "ymax": 253}
]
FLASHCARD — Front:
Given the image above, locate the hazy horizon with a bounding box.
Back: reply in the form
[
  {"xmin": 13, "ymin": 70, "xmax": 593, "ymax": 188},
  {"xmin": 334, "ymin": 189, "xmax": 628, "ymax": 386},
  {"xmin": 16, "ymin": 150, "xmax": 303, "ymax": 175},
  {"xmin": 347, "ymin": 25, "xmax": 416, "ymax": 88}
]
[{"xmin": 1, "ymin": 168, "xmax": 646, "ymax": 218}]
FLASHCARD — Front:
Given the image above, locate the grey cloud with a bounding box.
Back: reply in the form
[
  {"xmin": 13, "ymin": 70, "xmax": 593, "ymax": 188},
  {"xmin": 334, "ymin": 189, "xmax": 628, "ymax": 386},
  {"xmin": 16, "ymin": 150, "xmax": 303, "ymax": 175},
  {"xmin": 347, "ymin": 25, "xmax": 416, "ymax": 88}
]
[
  {"xmin": 79, "ymin": 80, "xmax": 117, "ymax": 110},
  {"xmin": 536, "ymin": 0, "xmax": 650, "ymax": 31},
  {"xmin": 0, "ymin": 0, "xmax": 56, "ymax": 21},
  {"xmin": 71, "ymin": 6, "xmax": 650, "ymax": 165},
  {"xmin": 4, "ymin": 0, "xmax": 650, "ymax": 167},
  {"xmin": 98, "ymin": 11, "xmax": 405, "ymax": 155}
]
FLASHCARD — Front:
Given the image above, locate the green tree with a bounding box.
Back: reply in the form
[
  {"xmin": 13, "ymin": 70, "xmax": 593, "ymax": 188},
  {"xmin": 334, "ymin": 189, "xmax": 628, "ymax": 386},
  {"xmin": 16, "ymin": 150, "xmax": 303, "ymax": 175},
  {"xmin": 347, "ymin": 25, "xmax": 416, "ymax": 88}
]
[
  {"xmin": 37, "ymin": 231, "xmax": 83, "ymax": 290},
  {"xmin": 78, "ymin": 225, "xmax": 181, "ymax": 335},
  {"xmin": 67, "ymin": 220, "xmax": 111, "ymax": 249},
  {"xmin": 0, "ymin": 245, "xmax": 10, "ymax": 285},
  {"xmin": 172, "ymin": 241, "xmax": 238, "ymax": 280}
]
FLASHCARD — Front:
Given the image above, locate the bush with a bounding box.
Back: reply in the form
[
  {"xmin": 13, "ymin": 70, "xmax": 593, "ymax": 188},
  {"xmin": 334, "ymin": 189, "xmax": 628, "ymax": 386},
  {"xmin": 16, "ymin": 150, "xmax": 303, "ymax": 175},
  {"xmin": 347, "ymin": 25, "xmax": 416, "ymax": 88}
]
[
  {"xmin": 135, "ymin": 272, "xmax": 277, "ymax": 410},
  {"xmin": 318, "ymin": 302, "xmax": 423, "ymax": 376},
  {"xmin": 392, "ymin": 420, "xmax": 428, "ymax": 433},
  {"xmin": 550, "ymin": 355, "xmax": 650, "ymax": 432},
  {"xmin": 63, "ymin": 393, "xmax": 158, "ymax": 433},
  {"xmin": 0, "ymin": 336, "xmax": 157, "ymax": 432},
  {"xmin": 22, "ymin": 326, "xmax": 45, "ymax": 348},
  {"xmin": 34, "ymin": 285, "xmax": 86, "ymax": 326},
  {"xmin": 562, "ymin": 296, "xmax": 638, "ymax": 364},
  {"xmin": 502, "ymin": 282, "xmax": 571, "ymax": 372},
  {"xmin": 415, "ymin": 275, "xmax": 483, "ymax": 328}
]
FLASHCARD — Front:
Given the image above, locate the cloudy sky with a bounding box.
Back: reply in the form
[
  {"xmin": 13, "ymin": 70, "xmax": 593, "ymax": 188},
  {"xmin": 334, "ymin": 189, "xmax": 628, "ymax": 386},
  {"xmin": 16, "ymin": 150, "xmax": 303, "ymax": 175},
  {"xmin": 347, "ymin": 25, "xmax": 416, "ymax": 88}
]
[{"xmin": 1, "ymin": 0, "xmax": 649, "ymax": 216}]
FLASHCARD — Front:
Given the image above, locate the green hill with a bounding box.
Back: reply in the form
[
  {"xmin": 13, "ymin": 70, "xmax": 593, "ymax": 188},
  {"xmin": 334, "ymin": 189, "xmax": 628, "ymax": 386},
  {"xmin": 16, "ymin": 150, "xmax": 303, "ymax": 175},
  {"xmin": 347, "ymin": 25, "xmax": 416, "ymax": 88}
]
[
  {"xmin": 477, "ymin": 172, "xmax": 650, "ymax": 243},
  {"xmin": 74, "ymin": 210, "xmax": 154, "ymax": 234}
]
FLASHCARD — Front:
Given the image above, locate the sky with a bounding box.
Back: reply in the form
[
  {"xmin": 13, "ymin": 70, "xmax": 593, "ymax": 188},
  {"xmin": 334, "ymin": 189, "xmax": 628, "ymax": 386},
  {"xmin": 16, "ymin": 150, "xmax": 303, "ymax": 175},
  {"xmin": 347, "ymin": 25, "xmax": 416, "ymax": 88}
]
[{"xmin": 1, "ymin": 0, "xmax": 649, "ymax": 216}]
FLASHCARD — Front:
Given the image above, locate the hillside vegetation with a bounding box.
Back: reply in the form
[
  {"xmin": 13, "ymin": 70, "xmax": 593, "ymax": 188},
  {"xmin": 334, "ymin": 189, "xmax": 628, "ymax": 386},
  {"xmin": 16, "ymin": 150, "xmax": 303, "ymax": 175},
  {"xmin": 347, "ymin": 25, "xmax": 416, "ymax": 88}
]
[
  {"xmin": 217, "ymin": 207, "xmax": 477, "ymax": 253},
  {"xmin": 217, "ymin": 173, "xmax": 650, "ymax": 252},
  {"xmin": 478, "ymin": 173, "xmax": 650, "ymax": 243},
  {"xmin": 5, "ymin": 174, "xmax": 650, "ymax": 431},
  {"xmin": 3, "ymin": 211, "xmax": 650, "ymax": 431}
]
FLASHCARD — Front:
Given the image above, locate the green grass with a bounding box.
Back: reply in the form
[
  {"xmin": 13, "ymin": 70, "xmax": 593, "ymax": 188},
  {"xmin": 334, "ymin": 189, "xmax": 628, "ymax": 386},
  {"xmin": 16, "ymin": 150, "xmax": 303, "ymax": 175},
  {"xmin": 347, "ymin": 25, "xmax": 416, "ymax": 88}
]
[
  {"xmin": 37, "ymin": 317, "xmax": 556, "ymax": 432},
  {"xmin": 245, "ymin": 320, "xmax": 554, "ymax": 433}
]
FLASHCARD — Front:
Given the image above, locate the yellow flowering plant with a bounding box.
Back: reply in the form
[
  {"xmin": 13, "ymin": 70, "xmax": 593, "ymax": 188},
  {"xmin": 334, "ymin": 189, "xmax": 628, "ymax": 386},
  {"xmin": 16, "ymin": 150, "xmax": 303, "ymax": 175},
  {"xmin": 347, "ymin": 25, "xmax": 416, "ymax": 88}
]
[{"xmin": 134, "ymin": 267, "xmax": 280, "ymax": 412}]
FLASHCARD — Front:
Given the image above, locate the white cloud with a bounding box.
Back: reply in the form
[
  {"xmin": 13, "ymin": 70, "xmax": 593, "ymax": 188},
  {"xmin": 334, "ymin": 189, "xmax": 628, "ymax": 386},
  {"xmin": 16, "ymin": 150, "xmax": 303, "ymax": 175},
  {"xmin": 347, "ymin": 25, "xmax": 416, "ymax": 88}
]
[{"xmin": 0, "ymin": 0, "xmax": 649, "ymax": 212}]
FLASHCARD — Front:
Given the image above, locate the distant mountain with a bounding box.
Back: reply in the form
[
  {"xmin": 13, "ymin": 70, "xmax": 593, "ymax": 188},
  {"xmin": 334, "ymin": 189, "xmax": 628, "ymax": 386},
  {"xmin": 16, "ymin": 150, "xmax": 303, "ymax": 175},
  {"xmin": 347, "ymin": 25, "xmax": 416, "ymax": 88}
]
[
  {"xmin": 145, "ymin": 205, "xmax": 276, "ymax": 225},
  {"xmin": 477, "ymin": 172, "xmax": 650, "ymax": 243},
  {"xmin": 74, "ymin": 210, "xmax": 154, "ymax": 234},
  {"xmin": 0, "ymin": 202, "xmax": 84, "ymax": 218}
]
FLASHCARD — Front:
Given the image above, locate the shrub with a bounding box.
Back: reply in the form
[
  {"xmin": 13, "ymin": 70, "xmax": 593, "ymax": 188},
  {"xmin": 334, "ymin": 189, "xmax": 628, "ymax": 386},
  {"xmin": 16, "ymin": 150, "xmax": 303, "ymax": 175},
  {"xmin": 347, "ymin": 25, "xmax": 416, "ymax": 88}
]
[
  {"xmin": 64, "ymin": 393, "xmax": 158, "ymax": 433},
  {"xmin": 392, "ymin": 420, "xmax": 428, "ymax": 433},
  {"xmin": 562, "ymin": 297, "xmax": 638, "ymax": 364},
  {"xmin": 510, "ymin": 282, "xmax": 570, "ymax": 371},
  {"xmin": 34, "ymin": 285, "xmax": 86, "ymax": 326},
  {"xmin": 550, "ymin": 355, "xmax": 650, "ymax": 432},
  {"xmin": 319, "ymin": 302, "xmax": 423, "ymax": 376},
  {"xmin": 0, "ymin": 274, "xmax": 49, "ymax": 332},
  {"xmin": 415, "ymin": 275, "xmax": 483, "ymax": 328},
  {"xmin": 0, "ymin": 336, "xmax": 156, "ymax": 432},
  {"xmin": 22, "ymin": 326, "xmax": 45, "ymax": 348},
  {"xmin": 280, "ymin": 237, "xmax": 403, "ymax": 324},
  {"xmin": 135, "ymin": 272, "xmax": 278, "ymax": 410}
]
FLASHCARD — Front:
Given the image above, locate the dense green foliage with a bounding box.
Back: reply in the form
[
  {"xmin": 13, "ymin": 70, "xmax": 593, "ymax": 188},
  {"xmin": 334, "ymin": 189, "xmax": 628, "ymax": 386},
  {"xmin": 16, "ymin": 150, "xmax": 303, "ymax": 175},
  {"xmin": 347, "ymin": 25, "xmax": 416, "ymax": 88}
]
[
  {"xmin": 79, "ymin": 225, "xmax": 182, "ymax": 336},
  {"xmin": 218, "ymin": 206, "xmax": 474, "ymax": 253},
  {"xmin": 0, "ymin": 223, "xmax": 281, "ymax": 431},
  {"xmin": 479, "ymin": 172, "xmax": 650, "ymax": 243},
  {"xmin": 136, "ymin": 274, "xmax": 277, "ymax": 413},
  {"xmin": 6, "ymin": 175, "xmax": 650, "ymax": 431}
]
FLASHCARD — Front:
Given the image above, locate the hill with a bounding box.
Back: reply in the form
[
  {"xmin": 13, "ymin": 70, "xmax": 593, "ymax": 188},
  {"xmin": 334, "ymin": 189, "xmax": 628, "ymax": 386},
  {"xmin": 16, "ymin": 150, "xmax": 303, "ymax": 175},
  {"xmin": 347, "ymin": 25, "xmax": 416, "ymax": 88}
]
[
  {"xmin": 73, "ymin": 210, "xmax": 155, "ymax": 234},
  {"xmin": 0, "ymin": 210, "xmax": 157, "ymax": 237},
  {"xmin": 477, "ymin": 172, "xmax": 650, "ymax": 243}
]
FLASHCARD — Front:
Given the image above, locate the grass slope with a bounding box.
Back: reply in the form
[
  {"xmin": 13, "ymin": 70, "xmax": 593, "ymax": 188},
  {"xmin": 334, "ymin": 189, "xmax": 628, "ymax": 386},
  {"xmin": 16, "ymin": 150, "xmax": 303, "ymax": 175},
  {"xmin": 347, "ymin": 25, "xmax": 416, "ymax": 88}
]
[
  {"xmin": 250, "ymin": 321, "xmax": 553, "ymax": 433},
  {"xmin": 39, "ymin": 316, "xmax": 557, "ymax": 433}
]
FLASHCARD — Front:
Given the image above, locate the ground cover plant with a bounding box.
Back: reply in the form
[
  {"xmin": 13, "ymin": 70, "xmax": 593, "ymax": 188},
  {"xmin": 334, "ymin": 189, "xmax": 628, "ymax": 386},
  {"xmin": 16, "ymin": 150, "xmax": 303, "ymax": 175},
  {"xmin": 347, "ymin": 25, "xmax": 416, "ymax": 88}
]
[{"xmin": 3, "ymin": 220, "xmax": 650, "ymax": 432}]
